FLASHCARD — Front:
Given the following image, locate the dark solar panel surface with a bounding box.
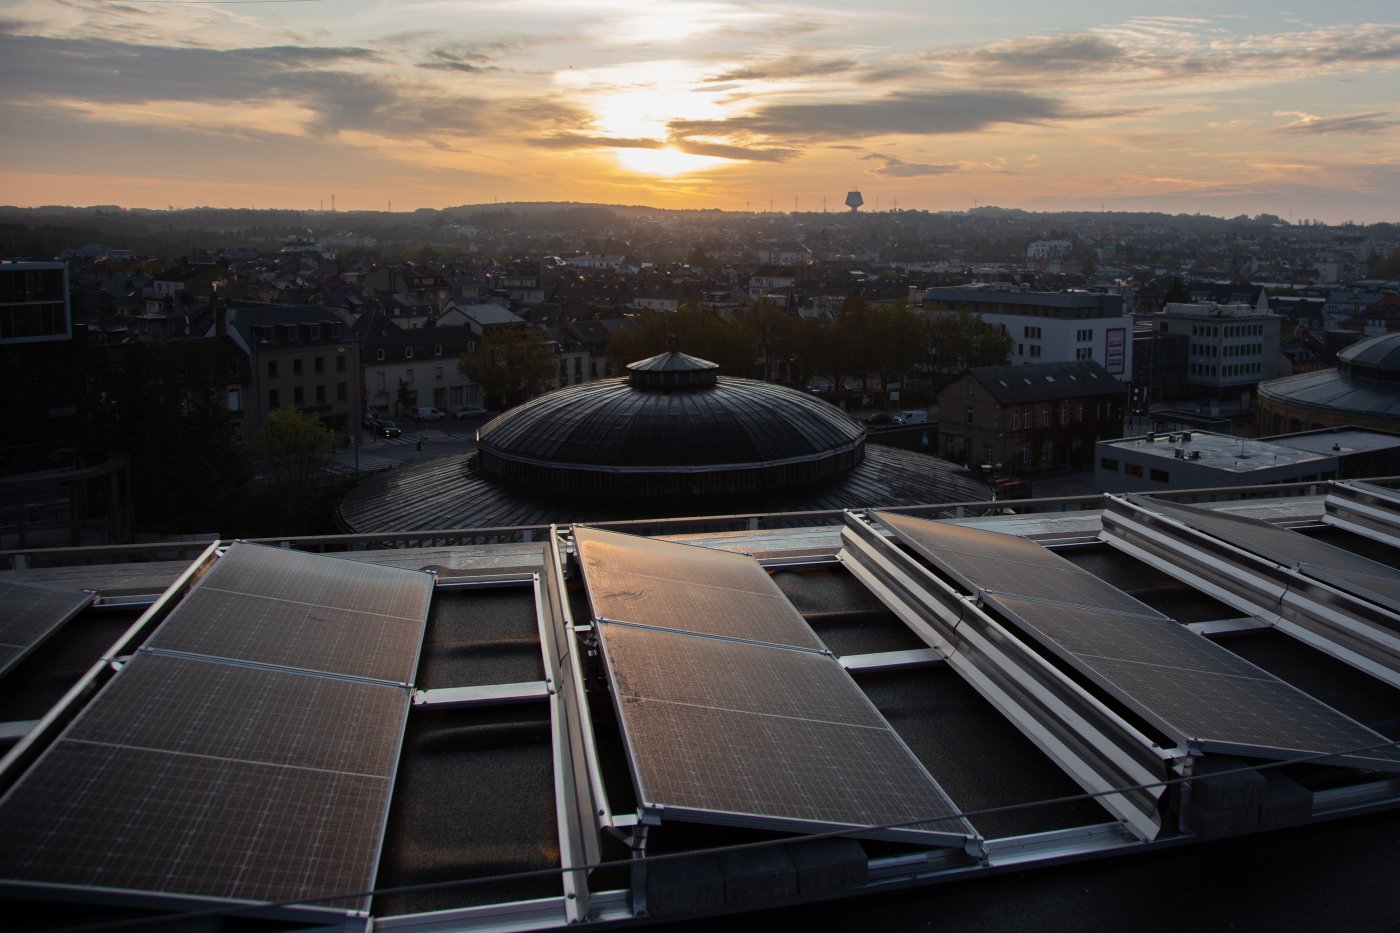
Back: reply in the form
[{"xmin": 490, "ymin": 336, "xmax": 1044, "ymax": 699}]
[
  {"xmin": 575, "ymin": 526, "xmax": 824, "ymax": 650},
  {"xmin": 875, "ymin": 511, "xmax": 1166, "ymax": 618},
  {"xmin": 598, "ymin": 623, "xmax": 971, "ymax": 837},
  {"xmin": 876, "ymin": 511, "xmax": 1400, "ymax": 768},
  {"xmin": 0, "ymin": 580, "xmax": 95, "ymax": 678},
  {"xmin": 0, "ymin": 652, "xmax": 408, "ymax": 910},
  {"xmin": 147, "ymin": 541, "xmax": 433, "ymax": 682},
  {"xmin": 1134, "ymin": 495, "xmax": 1400, "ymax": 586},
  {"xmin": 991, "ymin": 595, "xmax": 1400, "ymax": 767}
]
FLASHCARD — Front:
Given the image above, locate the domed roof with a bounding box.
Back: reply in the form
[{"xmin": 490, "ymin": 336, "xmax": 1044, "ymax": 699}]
[
  {"xmin": 1339, "ymin": 332, "xmax": 1400, "ymax": 378},
  {"xmin": 475, "ymin": 356, "xmax": 865, "ymax": 498}
]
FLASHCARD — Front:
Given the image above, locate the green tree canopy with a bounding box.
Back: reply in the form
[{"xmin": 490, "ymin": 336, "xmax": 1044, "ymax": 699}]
[
  {"xmin": 252, "ymin": 406, "xmax": 333, "ymax": 535},
  {"xmin": 604, "ymin": 303, "xmax": 751, "ymax": 373},
  {"xmin": 458, "ymin": 326, "xmax": 557, "ymax": 408},
  {"xmin": 921, "ymin": 308, "xmax": 1014, "ymax": 374}
]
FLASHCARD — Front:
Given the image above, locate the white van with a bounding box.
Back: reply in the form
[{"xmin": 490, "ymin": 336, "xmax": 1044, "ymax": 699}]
[
  {"xmin": 412, "ymin": 406, "xmax": 447, "ymax": 422},
  {"xmin": 900, "ymin": 410, "xmax": 929, "ymax": 424}
]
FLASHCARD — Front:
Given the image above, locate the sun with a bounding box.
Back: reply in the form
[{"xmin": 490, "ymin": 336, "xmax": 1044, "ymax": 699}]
[{"xmin": 614, "ymin": 147, "xmax": 729, "ymax": 176}]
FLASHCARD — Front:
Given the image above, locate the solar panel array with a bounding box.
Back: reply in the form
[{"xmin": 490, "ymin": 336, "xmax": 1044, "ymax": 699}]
[
  {"xmin": 597, "ymin": 624, "xmax": 970, "ymax": 835},
  {"xmin": 576, "ymin": 526, "xmax": 973, "ymax": 841},
  {"xmin": 874, "ymin": 510, "xmax": 1400, "ymax": 770},
  {"xmin": 0, "ymin": 580, "xmax": 95, "ymax": 678},
  {"xmin": 147, "ymin": 541, "xmax": 433, "ymax": 682},
  {"xmin": 575, "ymin": 526, "xmax": 824, "ymax": 650},
  {"xmin": 0, "ymin": 542, "xmax": 434, "ymax": 914},
  {"xmin": 1131, "ymin": 495, "xmax": 1400, "ymax": 611}
]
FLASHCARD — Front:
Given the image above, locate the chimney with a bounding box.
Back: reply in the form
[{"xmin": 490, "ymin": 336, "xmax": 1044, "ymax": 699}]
[{"xmin": 214, "ymin": 289, "xmax": 228, "ymax": 338}]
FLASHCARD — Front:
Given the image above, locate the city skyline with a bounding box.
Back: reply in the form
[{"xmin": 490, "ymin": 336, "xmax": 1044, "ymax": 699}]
[{"xmin": 2, "ymin": 0, "xmax": 1399, "ymax": 223}]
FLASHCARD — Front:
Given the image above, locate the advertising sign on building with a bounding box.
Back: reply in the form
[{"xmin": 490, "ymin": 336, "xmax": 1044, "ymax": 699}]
[{"xmin": 1105, "ymin": 328, "xmax": 1126, "ymax": 374}]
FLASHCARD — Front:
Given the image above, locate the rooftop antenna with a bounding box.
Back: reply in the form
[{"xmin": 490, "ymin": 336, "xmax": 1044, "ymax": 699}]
[{"xmin": 331, "ymin": 193, "xmax": 336, "ymax": 212}]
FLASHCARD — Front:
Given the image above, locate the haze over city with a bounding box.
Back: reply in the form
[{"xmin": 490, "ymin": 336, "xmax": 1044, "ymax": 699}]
[{"xmin": 2, "ymin": 0, "xmax": 1398, "ymax": 223}]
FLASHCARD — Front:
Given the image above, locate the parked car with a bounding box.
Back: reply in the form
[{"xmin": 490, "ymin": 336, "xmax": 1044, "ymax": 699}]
[
  {"xmin": 863, "ymin": 411, "xmax": 905, "ymax": 426},
  {"xmin": 374, "ymin": 419, "xmax": 402, "ymax": 438},
  {"xmin": 412, "ymin": 406, "xmax": 447, "ymax": 422},
  {"xmin": 452, "ymin": 406, "xmax": 488, "ymax": 419}
]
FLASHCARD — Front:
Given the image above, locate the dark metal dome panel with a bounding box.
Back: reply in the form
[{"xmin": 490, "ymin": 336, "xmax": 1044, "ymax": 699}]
[
  {"xmin": 478, "ymin": 377, "xmax": 863, "ymax": 470},
  {"xmin": 1339, "ymin": 332, "xmax": 1400, "ymax": 376}
]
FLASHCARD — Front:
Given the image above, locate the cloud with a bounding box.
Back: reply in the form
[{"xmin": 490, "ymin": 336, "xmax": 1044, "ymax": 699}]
[
  {"xmin": 1274, "ymin": 111, "xmax": 1399, "ymax": 135},
  {"xmin": 704, "ymin": 55, "xmax": 860, "ymax": 83},
  {"xmin": 417, "ymin": 38, "xmax": 538, "ymax": 74},
  {"xmin": 529, "ymin": 134, "xmax": 665, "ymax": 151},
  {"xmin": 527, "ymin": 132, "xmax": 795, "ymax": 163},
  {"xmin": 861, "ymin": 154, "xmax": 960, "ymax": 177},
  {"xmin": 964, "ymin": 34, "xmax": 1126, "ymax": 76},
  {"xmin": 669, "ymin": 90, "xmax": 1066, "ymax": 145},
  {"xmin": 674, "ymin": 139, "xmax": 796, "ymax": 162}
]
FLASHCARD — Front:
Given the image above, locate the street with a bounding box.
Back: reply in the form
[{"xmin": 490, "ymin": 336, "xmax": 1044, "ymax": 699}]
[{"xmin": 322, "ymin": 426, "xmax": 480, "ymax": 479}]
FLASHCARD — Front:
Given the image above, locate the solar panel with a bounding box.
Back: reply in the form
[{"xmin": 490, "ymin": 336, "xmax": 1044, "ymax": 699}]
[
  {"xmin": 597, "ymin": 623, "xmax": 973, "ymax": 839},
  {"xmin": 1132, "ymin": 495, "xmax": 1400, "ymax": 588},
  {"xmin": 873, "ymin": 511, "xmax": 1400, "ymax": 770},
  {"xmin": 0, "ymin": 580, "xmax": 95, "ymax": 679},
  {"xmin": 989, "ymin": 594, "xmax": 1400, "ymax": 769},
  {"xmin": 874, "ymin": 510, "xmax": 1166, "ymax": 618},
  {"xmin": 146, "ymin": 541, "xmax": 433, "ymax": 683},
  {"xmin": 0, "ymin": 652, "xmax": 408, "ymax": 912},
  {"xmin": 574, "ymin": 526, "xmax": 824, "ymax": 650}
]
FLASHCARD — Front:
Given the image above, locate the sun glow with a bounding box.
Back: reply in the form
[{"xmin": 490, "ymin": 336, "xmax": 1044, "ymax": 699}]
[{"xmin": 614, "ymin": 147, "xmax": 730, "ymax": 176}]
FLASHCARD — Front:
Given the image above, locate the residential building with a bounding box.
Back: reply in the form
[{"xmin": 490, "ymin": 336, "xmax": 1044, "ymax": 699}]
[
  {"xmin": 214, "ymin": 303, "xmax": 360, "ymax": 445},
  {"xmin": 359, "ymin": 315, "xmax": 480, "ymax": 416},
  {"xmin": 936, "ymin": 361, "xmax": 1127, "ymax": 474},
  {"xmin": 1154, "ymin": 301, "xmax": 1286, "ymax": 398},
  {"xmin": 922, "ymin": 286, "xmax": 1134, "ymax": 381}
]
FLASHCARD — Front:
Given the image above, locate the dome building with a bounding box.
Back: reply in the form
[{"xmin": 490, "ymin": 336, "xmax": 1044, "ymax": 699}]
[
  {"xmin": 1257, "ymin": 332, "xmax": 1400, "ymax": 434},
  {"xmin": 338, "ymin": 352, "xmax": 989, "ymax": 533}
]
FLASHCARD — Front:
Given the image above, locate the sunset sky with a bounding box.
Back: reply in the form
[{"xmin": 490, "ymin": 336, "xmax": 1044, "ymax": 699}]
[{"xmin": 2, "ymin": 0, "xmax": 1398, "ymax": 222}]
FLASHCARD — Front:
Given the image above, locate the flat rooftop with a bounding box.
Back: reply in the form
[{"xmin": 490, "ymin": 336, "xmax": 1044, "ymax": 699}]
[
  {"xmin": 0, "ymin": 480, "xmax": 1398, "ymax": 930},
  {"xmin": 1102, "ymin": 430, "xmax": 1333, "ymax": 474}
]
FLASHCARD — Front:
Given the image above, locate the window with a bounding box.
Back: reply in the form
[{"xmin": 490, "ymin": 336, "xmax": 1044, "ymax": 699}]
[
  {"xmin": 315, "ymin": 384, "xmax": 325, "ymax": 403},
  {"xmin": 1039, "ymin": 407, "xmax": 1050, "ymax": 427},
  {"xmin": 268, "ymin": 389, "xmax": 279, "ymax": 409},
  {"xmin": 314, "ymin": 356, "xmax": 324, "ymax": 374},
  {"xmin": 435, "ymin": 365, "xmax": 444, "ymax": 382},
  {"xmin": 267, "ymin": 360, "xmax": 278, "ymax": 378},
  {"xmin": 1029, "ymin": 345, "xmax": 1041, "ymax": 357},
  {"xmin": 227, "ymin": 387, "xmax": 241, "ymax": 413},
  {"xmin": 376, "ymin": 349, "xmax": 385, "ymax": 361},
  {"xmin": 292, "ymin": 358, "xmax": 303, "ymax": 376},
  {"xmin": 1124, "ymin": 462, "xmax": 1144, "ymax": 477},
  {"xmin": 337, "ymin": 382, "xmax": 347, "ymax": 401},
  {"xmin": 405, "ymin": 347, "xmax": 414, "ymax": 359},
  {"xmin": 1100, "ymin": 457, "xmax": 1119, "ymax": 471},
  {"xmin": 1076, "ymin": 404, "xmax": 1084, "ymax": 423},
  {"xmin": 983, "ymin": 444, "xmax": 993, "ymax": 464},
  {"xmin": 1150, "ymin": 468, "xmax": 1169, "ymax": 482},
  {"xmin": 434, "ymin": 344, "xmax": 443, "ymax": 357},
  {"xmin": 1076, "ymin": 347, "xmax": 1093, "ymax": 360},
  {"xmin": 293, "ymin": 386, "xmax": 304, "ymax": 405},
  {"xmin": 336, "ymin": 353, "xmax": 346, "ymax": 373},
  {"xmin": 965, "ymin": 406, "xmax": 974, "ymax": 425},
  {"xmin": 1060, "ymin": 403, "xmax": 1069, "ymax": 425}
]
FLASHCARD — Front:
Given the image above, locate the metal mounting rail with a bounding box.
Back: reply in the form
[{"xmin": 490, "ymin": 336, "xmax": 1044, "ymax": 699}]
[
  {"xmin": 1100, "ymin": 494, "xmax": 1400, "ymax": 690},
  {"xmin": 838, "ymin": 511, "xmax": 1171, "ymax": 842},
  {"xmin": 1323, "ymin": 480, "xmax": 1400, "ymax": 550}
]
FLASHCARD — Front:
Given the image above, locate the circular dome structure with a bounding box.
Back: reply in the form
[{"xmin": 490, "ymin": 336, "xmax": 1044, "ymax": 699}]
[
  {"xmin": 475, "ymin": 351, "xmax": 865, "ymax": 498},
  {"xmin": 1257, "ymin": 332, "xmax": 1400, "ymax": 434}
]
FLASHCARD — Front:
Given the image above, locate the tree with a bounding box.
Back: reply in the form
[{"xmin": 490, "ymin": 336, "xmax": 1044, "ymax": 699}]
[
  {"xmin": 604, "ymin": 303, "xmax": 751, "ymax": 374},
  {"xmin": 922, "ymin": 309, "xmax": 1014, "ymax": 374},
  {"xmin": 1162, "ymin": 277, "xmax": 1190, "ymax": 306},
  {"xmin": 252, "ymin": 406, "xmax": 333, "ymax": 534},
  {"xmin": 458, "ymin": 327, "xmax": 557, "ymax": 408},
  {"xmin": 1371, "ymin": 245, "xmax": 1400, "ymax": 279},
  {"xmin": 84, "ymin": 343, "xmax": 249, "ymax": 535}
]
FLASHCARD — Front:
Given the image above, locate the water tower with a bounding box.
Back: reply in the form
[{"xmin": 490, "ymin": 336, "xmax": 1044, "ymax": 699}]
[{"xmin": 844, "ymin": 190, "xmax": 864, "ymax": 212}]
